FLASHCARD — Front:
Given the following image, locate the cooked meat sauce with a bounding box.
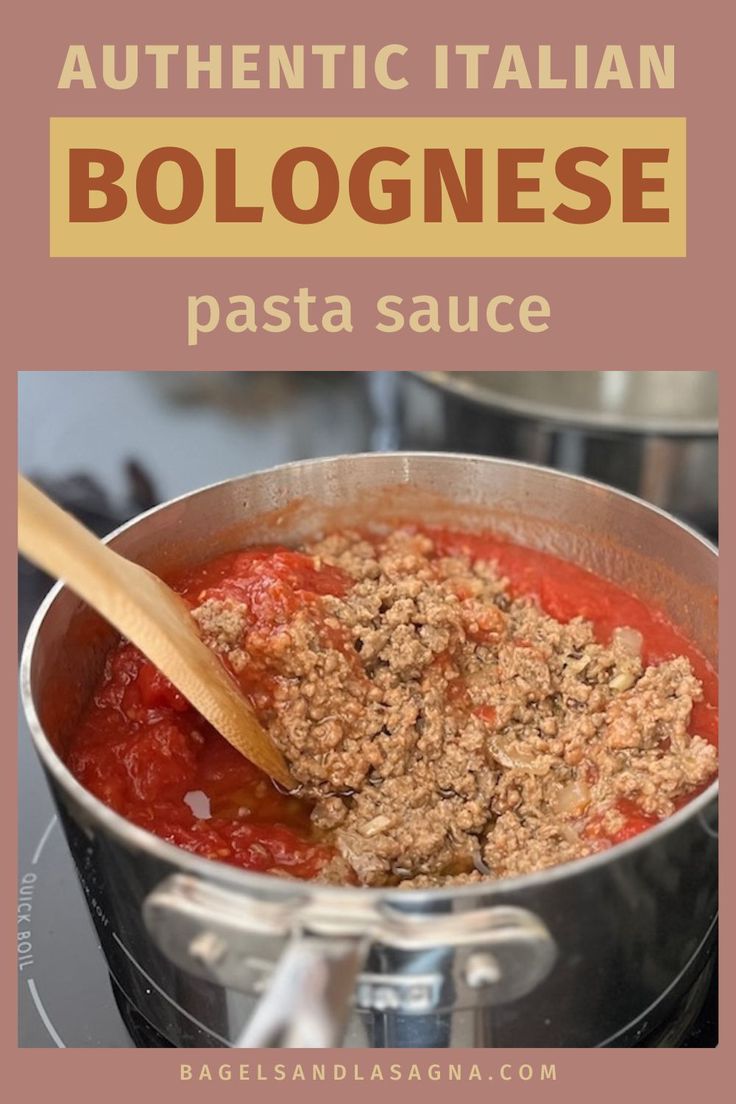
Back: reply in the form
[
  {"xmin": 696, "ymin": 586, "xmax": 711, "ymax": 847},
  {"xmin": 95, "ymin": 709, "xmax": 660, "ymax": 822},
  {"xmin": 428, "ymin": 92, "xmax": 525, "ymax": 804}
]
[{"xmin": 67, "ymin": 528, "xmax": 718, "ymax": 887}]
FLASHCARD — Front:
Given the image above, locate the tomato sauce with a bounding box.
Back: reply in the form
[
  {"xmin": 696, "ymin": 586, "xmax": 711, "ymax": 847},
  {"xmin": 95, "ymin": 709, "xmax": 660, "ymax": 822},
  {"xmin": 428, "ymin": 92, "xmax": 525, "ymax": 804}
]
[
  {"xmin": 68, "ymin": 548, "xmax": 350, "ymax": 878},
  {"xmin": 66, "ymin": 531, "xmax": 718, "ymax": 879}
]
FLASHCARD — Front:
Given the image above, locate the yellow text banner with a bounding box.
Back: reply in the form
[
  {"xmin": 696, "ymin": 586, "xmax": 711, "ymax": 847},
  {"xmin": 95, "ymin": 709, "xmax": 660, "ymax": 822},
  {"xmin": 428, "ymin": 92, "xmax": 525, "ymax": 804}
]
[{"xmin": 50, "ymin": 116, "xmax": 686, "ymax": 257}]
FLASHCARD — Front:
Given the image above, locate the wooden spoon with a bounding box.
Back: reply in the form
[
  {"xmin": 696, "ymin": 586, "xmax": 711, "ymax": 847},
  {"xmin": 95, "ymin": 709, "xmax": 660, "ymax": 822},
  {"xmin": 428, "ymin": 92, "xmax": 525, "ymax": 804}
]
[{"xmin": 18, "ymin": 475, "xmax": 294, "ymax": 790}]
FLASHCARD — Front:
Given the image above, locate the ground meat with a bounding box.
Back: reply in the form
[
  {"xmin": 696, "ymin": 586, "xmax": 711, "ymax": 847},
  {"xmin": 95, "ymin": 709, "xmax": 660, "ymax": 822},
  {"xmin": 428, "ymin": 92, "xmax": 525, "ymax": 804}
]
[
  {"xmin": 191, "ymin": 528, "xmax": 717, "ymax": 887},
  {"xmin": 192, "ymin": 598, "xmax": 248, "ymax": 653}
]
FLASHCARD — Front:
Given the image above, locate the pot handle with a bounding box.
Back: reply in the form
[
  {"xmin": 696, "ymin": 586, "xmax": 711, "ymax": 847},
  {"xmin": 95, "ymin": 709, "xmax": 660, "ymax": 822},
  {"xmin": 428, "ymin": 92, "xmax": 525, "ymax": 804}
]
[
  {"xmin": 144, "ymin": 875, "xmax": 557, "ymax": 1048},
  {"xmin": 234, "ymin": 933, "xmax": 367, "ymax": 1048}
]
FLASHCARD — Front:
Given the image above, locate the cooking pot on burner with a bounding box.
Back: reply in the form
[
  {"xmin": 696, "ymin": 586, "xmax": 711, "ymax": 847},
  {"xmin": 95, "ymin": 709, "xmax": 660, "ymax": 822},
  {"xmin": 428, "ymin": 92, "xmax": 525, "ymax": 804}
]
[
  {"xmin": 20, "ymin": 454, "xmax": 718, "ymax": 1048},
  {"xmin": 396, "ymin": 372, "xmax": 718, "ymax": 536}
]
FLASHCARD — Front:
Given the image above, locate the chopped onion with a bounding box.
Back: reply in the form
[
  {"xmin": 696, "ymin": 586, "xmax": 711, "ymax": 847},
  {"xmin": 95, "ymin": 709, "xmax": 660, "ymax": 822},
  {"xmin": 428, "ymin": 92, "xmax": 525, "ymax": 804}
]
[
  {"xmin": 559, "ymin": 822, "xmax": 582, "ymax": 845},
  {"xmin": 489, "ymin": 734, "xmax": 547, "ymax": 774},
  {"xmin": 613, "ymin": 627, "xmax": 643, "ymax": 657},
  {"xmin": 555, "ymin": 779, "xmax": 591, "ymax": 816},
  {"xmin": 609, "ymin": 671, "xmax": 636, "ymax": 692},
  {"xmin": 184, "ymin": 790, "xmax": 211, "ymax": 820},
  {"xmin": 361, "ymin": 814, "xmax": 392, "ymax": 838}
]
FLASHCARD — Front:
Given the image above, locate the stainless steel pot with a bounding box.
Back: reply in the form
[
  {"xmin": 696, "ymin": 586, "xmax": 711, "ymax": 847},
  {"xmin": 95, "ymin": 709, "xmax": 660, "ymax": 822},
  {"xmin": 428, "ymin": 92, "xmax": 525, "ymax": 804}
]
[
  {"xmin": 397, "ymin": 373, "xmax": 718, "ymax": 535},
  {"xmin": 20, "ymin": 453, "xmax": 718, "ymax": 1048}
]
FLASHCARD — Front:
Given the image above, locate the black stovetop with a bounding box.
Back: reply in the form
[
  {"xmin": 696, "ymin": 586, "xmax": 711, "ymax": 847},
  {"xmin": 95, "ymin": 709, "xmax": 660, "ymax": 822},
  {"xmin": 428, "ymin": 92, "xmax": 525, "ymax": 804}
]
[{"xmin": 17, "ymin": 370, "xmax": 717, "ymax": 1048}]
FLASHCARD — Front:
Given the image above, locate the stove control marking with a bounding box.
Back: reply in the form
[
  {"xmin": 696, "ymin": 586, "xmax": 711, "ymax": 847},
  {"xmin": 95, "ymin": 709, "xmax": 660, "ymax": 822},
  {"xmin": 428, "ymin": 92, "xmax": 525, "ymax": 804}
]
[{"xmin": 19, "ymin": 816, "xmax": 66, "ymax": 1048}]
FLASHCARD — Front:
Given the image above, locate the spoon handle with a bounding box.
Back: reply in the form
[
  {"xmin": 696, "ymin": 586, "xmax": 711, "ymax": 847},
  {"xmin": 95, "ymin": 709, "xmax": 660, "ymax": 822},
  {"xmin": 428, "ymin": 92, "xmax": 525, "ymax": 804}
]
[
  {"xmin": 18, "ymin": 475, "xmax": 295, "ymax": 789},
  {"xmin": 19, "ymin": 474, "xmax": 141, "ymax": 612}
]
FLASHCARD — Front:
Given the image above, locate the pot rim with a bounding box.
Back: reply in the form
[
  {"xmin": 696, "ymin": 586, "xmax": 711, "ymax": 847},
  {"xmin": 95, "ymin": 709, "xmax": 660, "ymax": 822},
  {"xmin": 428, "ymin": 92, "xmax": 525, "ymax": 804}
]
[
  {"xmin": 412, "ymin": 371, "xmax": 719, "ymax": 438},
  {"xmin": 20, "ymin": 451, "xmax": 719, "ymax": 907}
]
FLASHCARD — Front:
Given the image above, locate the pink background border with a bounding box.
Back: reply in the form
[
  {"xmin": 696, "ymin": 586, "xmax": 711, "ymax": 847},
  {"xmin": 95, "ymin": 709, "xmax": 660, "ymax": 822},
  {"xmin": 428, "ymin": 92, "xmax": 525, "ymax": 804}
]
[{"xmin": 7, "ymin": 0, "xmax": 732, "ymax": 1097}]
